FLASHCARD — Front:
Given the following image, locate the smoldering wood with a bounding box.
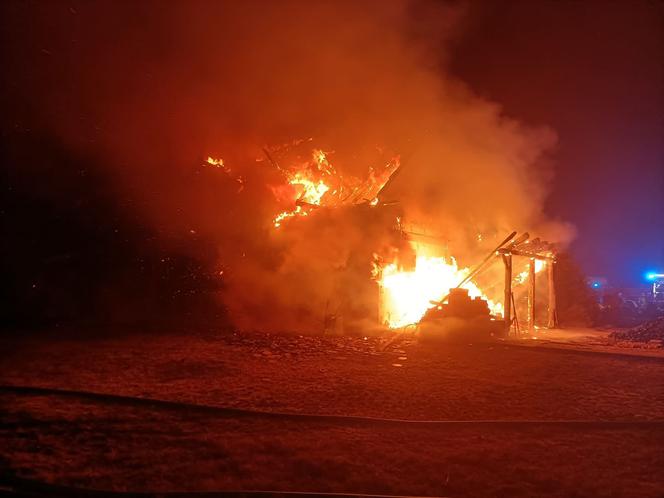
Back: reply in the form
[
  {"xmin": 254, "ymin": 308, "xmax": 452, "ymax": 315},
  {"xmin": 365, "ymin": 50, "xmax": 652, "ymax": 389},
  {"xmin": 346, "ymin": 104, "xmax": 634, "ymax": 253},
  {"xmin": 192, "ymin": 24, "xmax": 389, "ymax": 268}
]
[{"xmin": 294, "ymin": 199, "xmax": 320, "ymax": 208}]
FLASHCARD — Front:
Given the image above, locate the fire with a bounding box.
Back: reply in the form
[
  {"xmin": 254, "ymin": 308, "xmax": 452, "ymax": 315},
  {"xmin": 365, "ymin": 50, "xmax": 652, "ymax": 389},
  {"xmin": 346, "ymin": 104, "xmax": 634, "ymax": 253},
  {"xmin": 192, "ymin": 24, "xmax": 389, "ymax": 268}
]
[
  {"xmin": 270, "ymin": 147, "xmax": 399, "ymax": 228},
  {"xmin": 374, "ymin": 244, "xmax": 504, "ymax": 328},
  {"xmin": 289, "ymin": 173, "xmax": 330, "ymax": 205},
  {"xmin": 205, "ymin": 156, "xmax": 245, "ymax": 191},
  {"xmin": 514, "ymin": 259, "xmax": 546, "ymax": 284},
  {"xmin": 204, "ymin": 145, "xmax": 550, "ymax": 333},
  {"xmin": 204, "ymin": 146, "xmax": 398, "ymax": 228},
  {"xmin": 274, "ymin": 205, "xmax": 308, "ymax": 228},
  {"xmin": 206, "ymin": 156, "xmax": 231, "ymax": 173},
  {"xmin": 272, "ymin": 149, "xmax": 334, "ymax": 227}
]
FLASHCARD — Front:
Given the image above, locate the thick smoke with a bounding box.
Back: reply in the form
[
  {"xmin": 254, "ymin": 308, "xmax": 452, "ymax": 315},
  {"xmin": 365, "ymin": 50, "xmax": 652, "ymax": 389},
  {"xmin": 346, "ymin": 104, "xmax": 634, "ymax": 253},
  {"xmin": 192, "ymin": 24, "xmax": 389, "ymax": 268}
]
[{"xmin": 1, "ymin": 0, "xmax": 572, "ymax": 332}]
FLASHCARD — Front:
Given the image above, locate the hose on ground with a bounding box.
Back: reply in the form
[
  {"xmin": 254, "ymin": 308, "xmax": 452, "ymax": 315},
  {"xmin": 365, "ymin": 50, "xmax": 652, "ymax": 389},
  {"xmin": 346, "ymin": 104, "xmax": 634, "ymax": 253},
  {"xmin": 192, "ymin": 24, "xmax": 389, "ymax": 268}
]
[
  {"xmin": 1, "ymin": 385, "xmax": 662, "ymax": 429},
  {"xmin": 0, "ymin": 475, "xmax": 450, "ymax": 498}
]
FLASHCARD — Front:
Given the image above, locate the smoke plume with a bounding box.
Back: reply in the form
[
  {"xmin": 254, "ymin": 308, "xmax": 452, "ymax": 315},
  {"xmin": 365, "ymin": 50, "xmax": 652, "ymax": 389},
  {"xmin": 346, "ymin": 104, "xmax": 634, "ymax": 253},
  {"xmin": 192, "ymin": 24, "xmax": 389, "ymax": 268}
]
[{"xmin": 1, "ymin": 0, "xmax": 572, "ymax": 332}]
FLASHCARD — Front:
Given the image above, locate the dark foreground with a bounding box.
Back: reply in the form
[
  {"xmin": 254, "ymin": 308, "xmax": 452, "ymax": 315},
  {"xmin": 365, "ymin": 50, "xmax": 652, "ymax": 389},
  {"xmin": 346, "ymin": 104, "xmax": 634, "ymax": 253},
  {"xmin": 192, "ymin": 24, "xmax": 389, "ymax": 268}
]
[{"xmin": 1, "ymin": 330, "xmax": 663, "ymax": 498}]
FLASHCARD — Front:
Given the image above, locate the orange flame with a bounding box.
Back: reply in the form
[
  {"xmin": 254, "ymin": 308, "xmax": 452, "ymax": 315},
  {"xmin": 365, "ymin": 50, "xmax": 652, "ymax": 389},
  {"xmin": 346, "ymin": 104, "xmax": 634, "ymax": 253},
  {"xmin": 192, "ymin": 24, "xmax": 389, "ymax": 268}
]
[
  {"xmin": 374, "ymin": 243, "xmax": 503, "ymax": 328},
  {"xmin": 271, "ymin": 148, "xmax": 398, "ymax": 228},
  {"xmin": 514, "ymin": 259, "xmax": 546, "ymax": 284},
  {"xmin": 206, "ymin": 156, "xmax": 230, "ymax": 172}
]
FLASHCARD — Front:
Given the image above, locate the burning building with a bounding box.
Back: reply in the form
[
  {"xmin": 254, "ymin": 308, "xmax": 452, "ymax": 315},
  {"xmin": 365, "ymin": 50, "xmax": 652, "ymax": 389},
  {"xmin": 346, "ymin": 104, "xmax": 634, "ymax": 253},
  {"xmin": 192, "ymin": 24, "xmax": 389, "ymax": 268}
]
[
  {"xmin": 0, "ymin": 1, "xmax": 574, "ymax": 333},
  {"xmin": 207, "ymin": 142, "xmax": 558, "ymax": 337}
]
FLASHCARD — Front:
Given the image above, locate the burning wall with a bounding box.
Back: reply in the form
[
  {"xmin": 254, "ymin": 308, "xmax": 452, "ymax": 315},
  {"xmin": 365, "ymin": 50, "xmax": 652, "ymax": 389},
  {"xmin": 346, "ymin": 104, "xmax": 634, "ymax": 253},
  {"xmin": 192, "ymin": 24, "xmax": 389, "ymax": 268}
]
[{"xmin": 1, "ymin": 1, "xmax": 573, "ymax": 333}]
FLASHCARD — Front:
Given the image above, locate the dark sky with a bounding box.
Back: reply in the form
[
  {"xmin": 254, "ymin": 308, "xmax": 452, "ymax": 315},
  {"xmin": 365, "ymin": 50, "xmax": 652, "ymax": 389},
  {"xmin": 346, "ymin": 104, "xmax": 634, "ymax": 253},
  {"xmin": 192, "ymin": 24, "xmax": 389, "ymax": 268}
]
[{"xmin": 450, "ymin": 0, "xmax": 664, "ymax": 285}]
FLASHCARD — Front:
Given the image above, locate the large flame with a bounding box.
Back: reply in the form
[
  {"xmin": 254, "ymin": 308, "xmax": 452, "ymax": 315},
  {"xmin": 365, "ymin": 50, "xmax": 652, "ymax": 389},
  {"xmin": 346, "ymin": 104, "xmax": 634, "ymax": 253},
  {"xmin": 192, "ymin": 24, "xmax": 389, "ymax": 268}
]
[
  {"xmin": 271, "ymin": 148, "xmax": 399, "ymax": 228},
  {"xmin": 374, "ymin": 244, "xmax": 505, "ymax": 328},
  {"xmin": 273, "ymin": 149, "xmax": 335, "ymax": 227}
]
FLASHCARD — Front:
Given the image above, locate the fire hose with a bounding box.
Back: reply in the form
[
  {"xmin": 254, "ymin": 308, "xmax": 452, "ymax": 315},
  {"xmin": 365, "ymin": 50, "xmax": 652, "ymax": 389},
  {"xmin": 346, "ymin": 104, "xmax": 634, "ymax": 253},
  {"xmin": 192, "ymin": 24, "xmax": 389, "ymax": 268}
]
[
  {"xmin": 1, "ymin": 384, "xmax": 662, "ymax": 429},
  {"xmin": 0, "ymin": 475, "xmax": 451, "ymax": 498},
  {"xmin": 2, "ymin": 385, "xmax": 661, "ymax": 498}
]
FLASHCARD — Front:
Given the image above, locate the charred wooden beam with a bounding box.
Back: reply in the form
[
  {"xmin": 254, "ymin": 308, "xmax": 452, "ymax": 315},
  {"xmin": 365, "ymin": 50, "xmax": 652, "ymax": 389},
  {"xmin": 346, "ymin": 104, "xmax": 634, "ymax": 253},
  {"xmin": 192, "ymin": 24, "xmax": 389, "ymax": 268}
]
[
  {"xmin": 547, "ymin": 261, "xmax": 558, "ymax": 328},
  {"xmin": 498, "ymin": 248, "xmax": 555, "ymax": 261},
  {"xmin": 506, "ymin": 232, "xmax": 530, "ymax": 249},
  {"xmin": 294, "ymin": 199, "xmax": 320, "ymax": 208},
  {"xmin": 502, "ymin": 253, "xmax": 513, "ymax": 335},
  {"xmin": 262, "ymin": 147, "xmax": 282, "ymax": 171},
  {"xmin": 528, "ymin": 258, "xmax": 536, "ymax": 333},
  {"xmin": 375, "ymin": 163, "xmax": 402, "ymax": 199}
]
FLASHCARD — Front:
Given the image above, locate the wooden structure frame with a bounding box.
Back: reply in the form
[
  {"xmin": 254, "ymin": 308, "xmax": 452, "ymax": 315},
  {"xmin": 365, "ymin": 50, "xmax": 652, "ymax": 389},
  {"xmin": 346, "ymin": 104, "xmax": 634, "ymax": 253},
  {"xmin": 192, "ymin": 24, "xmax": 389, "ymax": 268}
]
[
  {"xmin": 498, "ymin": 243, "xmax": 557, "ymax": 335},
  {"xmin": 400, "ymin": 230, "xmax": 558, "ymax": 336}
]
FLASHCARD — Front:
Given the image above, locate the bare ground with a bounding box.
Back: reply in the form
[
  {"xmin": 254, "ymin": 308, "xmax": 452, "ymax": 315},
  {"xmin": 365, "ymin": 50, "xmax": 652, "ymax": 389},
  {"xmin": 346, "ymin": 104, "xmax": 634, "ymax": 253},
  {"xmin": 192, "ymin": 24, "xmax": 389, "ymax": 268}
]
[{"xmin": 1, "ymin": 328, "xmax": 663, "ymax": 497}]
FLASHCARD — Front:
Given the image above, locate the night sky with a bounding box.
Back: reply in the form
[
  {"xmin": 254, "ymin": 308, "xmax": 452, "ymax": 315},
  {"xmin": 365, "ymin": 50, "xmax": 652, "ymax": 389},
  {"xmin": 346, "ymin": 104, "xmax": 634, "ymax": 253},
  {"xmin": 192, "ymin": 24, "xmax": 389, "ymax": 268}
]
[{"xmin": 451, "ymin": 0, "xmax": 664, "ymax": 285}]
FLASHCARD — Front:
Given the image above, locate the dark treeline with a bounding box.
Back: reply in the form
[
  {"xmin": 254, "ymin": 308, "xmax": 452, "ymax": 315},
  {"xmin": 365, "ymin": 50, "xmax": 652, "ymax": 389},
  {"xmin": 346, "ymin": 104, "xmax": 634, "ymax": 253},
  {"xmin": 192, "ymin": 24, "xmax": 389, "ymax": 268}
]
[{"xmin": 1, "ymin": 131, "xmax": 226, "ymax": 334}]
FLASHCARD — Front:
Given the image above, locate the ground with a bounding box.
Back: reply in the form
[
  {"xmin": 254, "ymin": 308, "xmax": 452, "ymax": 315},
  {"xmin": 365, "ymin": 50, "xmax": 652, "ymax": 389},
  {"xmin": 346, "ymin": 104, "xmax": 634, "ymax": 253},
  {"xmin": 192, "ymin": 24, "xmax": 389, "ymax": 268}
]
[{"xmin": 1, "ymin": 328, "xmax": 663, "ymax": 497}]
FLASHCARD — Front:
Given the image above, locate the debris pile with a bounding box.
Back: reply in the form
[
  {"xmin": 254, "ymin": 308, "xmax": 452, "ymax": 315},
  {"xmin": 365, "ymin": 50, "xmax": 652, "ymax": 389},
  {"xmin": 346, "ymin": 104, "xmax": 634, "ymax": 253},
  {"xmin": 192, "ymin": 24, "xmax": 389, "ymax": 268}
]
[{"xmin": 610, "ymin": 316, "xmax": 664, "ymax": 345}]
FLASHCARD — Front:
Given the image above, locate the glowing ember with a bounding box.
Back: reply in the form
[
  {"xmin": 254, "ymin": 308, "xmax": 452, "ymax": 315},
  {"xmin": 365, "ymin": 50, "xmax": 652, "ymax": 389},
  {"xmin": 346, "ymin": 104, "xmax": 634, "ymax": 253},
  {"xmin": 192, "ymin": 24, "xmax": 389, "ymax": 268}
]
[
  {"xmin": 206, "ymin": 156, "xmax": 230, "ymax": 172},
  {"xmin": 274, "ymin": 205, "xmax": 309, "ymax": 228},
  {"xmin": 375, "ymin": 245, "xmax": 503, "ymax": 328}
]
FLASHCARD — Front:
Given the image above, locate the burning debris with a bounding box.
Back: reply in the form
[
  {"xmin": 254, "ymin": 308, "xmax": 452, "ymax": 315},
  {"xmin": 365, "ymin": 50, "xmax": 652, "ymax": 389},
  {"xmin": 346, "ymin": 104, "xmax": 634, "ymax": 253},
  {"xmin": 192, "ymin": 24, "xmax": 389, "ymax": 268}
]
[{"xmin": 268, "ymin": 148, "xmax": 400, "ymax": 228}]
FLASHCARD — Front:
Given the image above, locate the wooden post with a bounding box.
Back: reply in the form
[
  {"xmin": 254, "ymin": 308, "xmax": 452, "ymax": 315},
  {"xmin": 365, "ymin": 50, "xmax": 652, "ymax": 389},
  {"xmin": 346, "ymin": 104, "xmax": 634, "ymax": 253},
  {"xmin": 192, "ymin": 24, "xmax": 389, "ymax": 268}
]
[
  {"xmin": 528, "ymin": 258, "xmax": 536, "ymax": 333},
  {"xmin": 502, "ymin": 253, "xmax": 512, "ymax": 335},
  {"xmin": 547, "ymin": 260, "xmax": 558, "ymax": 328}
]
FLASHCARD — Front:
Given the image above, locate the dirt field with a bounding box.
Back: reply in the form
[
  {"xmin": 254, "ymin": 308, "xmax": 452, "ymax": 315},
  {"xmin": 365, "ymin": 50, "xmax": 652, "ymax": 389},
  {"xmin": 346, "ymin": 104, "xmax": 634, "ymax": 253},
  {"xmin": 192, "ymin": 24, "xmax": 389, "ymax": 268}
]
[{"xmin": 1, "ymin": 329, "xmax": 663, "ymax": 497}]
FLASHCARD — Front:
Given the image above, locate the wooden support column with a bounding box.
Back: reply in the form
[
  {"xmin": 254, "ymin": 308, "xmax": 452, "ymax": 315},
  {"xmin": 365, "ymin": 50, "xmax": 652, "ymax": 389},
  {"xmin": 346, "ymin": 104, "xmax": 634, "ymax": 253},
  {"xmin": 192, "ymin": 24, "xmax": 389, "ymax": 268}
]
[
  {"xmin": 547, "ymin": 260, "xmax": 558, "ymax": 328},
  {"xmin": 527, "ymin": 258, "xmax": 536, "ymax": 333},
  {"xmin": 502, "ymin": 253, "xmax": 512, "ymax": 335}
]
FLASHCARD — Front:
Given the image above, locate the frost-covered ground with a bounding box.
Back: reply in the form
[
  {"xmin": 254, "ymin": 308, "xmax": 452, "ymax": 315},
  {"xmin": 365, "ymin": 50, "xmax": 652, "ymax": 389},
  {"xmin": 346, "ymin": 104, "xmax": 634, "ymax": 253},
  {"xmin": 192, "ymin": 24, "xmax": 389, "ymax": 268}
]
[{"xmin": 1, "ymin": 329, "xmax": 663, "ymax": 497}]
